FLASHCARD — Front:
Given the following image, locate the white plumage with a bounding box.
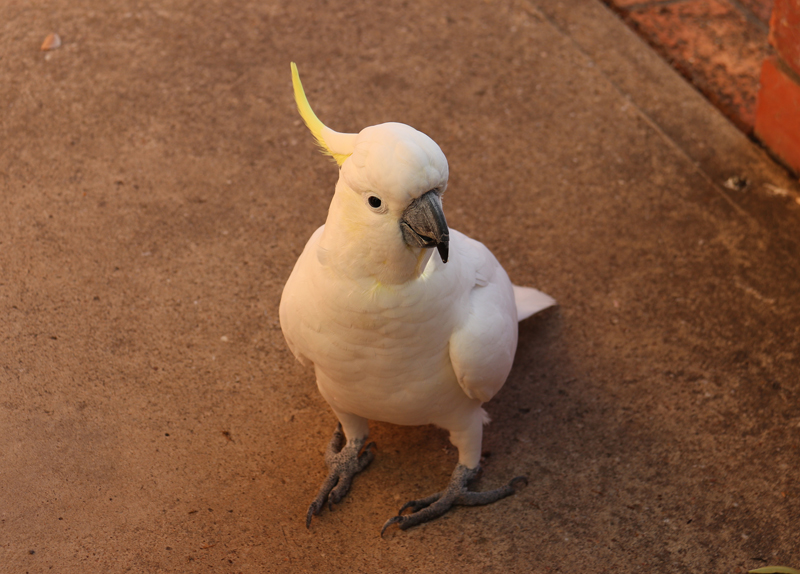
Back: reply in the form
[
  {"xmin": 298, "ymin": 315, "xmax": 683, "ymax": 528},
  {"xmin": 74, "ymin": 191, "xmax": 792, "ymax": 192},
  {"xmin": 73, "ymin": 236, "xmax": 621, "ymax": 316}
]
[{"xmin": 280, "ymin": 64, "xmax": 555, "ymax": 533}]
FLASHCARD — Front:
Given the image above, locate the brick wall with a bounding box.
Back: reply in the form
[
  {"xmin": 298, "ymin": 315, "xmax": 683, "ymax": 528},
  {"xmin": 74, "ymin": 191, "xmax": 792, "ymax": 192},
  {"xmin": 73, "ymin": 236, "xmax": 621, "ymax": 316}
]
[{"xmin": 754, "ymin": 0, "xmax": 800, "ymax": 175}]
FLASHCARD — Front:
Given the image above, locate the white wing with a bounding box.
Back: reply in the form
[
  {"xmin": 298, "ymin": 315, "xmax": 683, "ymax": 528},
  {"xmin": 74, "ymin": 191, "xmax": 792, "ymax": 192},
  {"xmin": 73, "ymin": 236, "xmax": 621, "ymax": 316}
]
[
  {"xmin": 279, "ymin": 225, "xmax": 326, "ymax": 368},
  {"xmin": 448, "ymin": 232, "xmax": 519, "ymax": 403}
]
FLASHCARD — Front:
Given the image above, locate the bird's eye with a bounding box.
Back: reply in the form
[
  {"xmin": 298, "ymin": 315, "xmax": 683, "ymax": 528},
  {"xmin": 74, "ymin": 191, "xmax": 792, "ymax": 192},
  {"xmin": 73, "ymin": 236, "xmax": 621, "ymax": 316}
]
[{"xmin": 368, "ymin": 196, "xmax": 382, "ymax": 209}]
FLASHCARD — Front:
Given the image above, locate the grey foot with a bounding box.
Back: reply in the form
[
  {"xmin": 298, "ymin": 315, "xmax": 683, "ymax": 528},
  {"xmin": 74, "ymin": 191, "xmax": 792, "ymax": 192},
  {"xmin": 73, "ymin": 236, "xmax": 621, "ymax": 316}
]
[
  {"xmin": 381, "ymin": 464, "xmax": 527, "ymax": 536},
  {"xmin": 306, "ymin": 423, "xmax": 375, "ymax": 528}
]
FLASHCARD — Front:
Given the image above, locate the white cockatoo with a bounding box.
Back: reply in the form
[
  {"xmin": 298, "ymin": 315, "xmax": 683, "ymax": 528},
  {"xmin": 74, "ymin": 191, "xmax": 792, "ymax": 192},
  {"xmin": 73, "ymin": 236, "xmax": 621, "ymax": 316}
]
[{"xmin": 280, "ymin": 63, "xmax": 556, "ymax": 534}]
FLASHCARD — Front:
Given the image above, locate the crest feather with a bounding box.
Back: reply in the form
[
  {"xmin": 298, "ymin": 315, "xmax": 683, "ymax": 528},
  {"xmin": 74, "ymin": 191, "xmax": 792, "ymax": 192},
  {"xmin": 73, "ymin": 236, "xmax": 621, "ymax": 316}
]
[{"xmin": 291, "ymin": 63, "xmax": 355, "ymax": 166}]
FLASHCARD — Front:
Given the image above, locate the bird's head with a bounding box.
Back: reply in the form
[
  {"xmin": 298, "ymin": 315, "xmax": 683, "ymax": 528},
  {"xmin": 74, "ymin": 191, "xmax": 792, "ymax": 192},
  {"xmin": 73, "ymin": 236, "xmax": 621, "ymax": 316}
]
[{"xmin": 291, "ymin": 63, "xmax": 450, "ymax": 265}]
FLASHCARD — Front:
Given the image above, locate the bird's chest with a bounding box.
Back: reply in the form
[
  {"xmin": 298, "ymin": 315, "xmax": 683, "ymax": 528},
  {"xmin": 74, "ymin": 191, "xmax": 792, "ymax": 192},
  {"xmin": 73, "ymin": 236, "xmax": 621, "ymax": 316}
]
[
  {"xmin": 302, "ymin": 271, "xmax": 454, "ymax": 370},
  {"xmin": 301, "ymin": 278, "xmax": 464, "ymax": 423},
  {"xmin": 280, "ymin": 239, "xmax": 473, "ymax": 423}
]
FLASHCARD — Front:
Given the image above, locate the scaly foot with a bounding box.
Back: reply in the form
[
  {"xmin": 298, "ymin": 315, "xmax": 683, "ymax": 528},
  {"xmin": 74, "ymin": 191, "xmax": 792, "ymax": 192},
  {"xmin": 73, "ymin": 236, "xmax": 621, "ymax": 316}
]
[
  {"xmin": 381, "ymin": 464, "xmax": 527, "ymax": 535},
  {"xmin": 306, "ymin": 423, "xmax": 375, "ymax": 528}
]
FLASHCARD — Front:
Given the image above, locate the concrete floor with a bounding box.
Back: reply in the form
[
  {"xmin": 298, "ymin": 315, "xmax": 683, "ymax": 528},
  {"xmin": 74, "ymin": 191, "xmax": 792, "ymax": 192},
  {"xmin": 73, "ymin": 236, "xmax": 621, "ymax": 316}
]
[{"xmin": 2, "ymin": 0, "xmax": 799, "ymax": 572}]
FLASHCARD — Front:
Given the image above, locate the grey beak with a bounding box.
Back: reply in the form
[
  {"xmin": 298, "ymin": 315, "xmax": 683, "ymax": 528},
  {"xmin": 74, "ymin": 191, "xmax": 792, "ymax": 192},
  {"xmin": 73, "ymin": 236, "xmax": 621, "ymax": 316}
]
[{"xmin": 400, "ymin": 190, "xmax": 450, "ymax": 263}]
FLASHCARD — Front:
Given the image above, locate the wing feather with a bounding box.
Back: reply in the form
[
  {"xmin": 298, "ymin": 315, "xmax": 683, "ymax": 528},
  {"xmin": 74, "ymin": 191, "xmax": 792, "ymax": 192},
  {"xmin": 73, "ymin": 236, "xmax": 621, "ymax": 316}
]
[{"xmin": 448, "ymin": 234, "xmax": 518, "ymax": 403}]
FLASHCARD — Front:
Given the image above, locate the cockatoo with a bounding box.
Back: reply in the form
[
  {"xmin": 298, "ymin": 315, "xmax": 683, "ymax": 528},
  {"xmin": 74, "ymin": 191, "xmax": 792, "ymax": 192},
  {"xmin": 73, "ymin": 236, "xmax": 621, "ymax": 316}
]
[{"xmin": 280, "ymin": 63, "xmax": 556, "ymax": 534}]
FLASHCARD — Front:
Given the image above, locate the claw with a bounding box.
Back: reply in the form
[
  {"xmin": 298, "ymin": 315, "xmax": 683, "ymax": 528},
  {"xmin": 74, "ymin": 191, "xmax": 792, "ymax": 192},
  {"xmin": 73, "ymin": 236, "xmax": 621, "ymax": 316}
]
[
  {"xmin": 380, "ymin": 514, "xmax": 405, "ymax": 537},
  {"xmin": 306, "ymin": 500, "xmax": 321, "ymax": 528}
]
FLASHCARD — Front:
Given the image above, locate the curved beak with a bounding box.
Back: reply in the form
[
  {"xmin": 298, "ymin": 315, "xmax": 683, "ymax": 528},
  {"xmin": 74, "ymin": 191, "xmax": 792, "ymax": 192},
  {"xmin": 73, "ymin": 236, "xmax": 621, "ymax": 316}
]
[{"xmin": 400, "ymin": 190, "xmax": 450, "ymax": 263}]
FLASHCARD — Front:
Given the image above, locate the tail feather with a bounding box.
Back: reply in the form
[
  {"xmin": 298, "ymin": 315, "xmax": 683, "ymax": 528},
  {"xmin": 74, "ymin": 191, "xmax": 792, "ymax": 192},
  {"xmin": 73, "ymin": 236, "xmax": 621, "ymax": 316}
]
[{"xmin": 513, "ymin": 285, "xmax": 556, "ymax": 322}]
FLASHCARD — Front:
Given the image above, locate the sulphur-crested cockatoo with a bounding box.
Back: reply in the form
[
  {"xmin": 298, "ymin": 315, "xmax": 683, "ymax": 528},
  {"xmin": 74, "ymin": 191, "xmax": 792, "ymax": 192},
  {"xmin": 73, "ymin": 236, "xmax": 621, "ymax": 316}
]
[{"xmin": 280, "ymin": 63, "xmax": 556, "ymax": 534}]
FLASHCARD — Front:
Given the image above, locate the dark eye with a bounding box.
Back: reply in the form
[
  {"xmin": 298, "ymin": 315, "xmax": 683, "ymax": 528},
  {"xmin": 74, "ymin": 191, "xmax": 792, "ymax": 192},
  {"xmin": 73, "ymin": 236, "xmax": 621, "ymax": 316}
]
[{"xmin": 368, "ymin": 196, "xmax": 382, "ymax": 208}]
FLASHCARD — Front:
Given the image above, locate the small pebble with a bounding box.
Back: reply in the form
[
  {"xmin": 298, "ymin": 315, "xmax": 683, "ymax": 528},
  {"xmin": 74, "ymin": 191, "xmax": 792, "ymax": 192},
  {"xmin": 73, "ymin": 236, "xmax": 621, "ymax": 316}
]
[{"xmin": 41, "ymin": 33, "xmax": 61, "ymax": 51}]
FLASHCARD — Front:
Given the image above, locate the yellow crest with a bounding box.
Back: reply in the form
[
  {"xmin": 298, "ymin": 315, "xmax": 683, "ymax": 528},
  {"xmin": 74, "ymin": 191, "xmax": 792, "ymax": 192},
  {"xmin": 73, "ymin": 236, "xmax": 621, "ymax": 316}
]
[{"xmin": 291, "ymin": 63, "xmax": 356, "ymax": 166}]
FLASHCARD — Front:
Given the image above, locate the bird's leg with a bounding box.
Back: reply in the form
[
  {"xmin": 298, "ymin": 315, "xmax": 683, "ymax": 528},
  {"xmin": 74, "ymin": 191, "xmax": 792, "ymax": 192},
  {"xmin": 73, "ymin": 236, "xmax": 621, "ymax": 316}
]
[
  {"xmin": 381, "ymin": 464, "xmax": 527, "ymax": 536},
  {"xmin": 306, "ymin": 423, "xmax": 375, "ymax": 527}
]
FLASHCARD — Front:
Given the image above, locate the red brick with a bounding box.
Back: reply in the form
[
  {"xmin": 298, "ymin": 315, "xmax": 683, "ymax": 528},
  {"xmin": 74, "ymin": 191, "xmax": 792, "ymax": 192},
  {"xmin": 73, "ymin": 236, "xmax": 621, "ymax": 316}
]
[
  {"xmin": 624, "ymin": 0, "xmax": 770, "ymax": 131},
  {"xmin": 769, "ymin": 0, "xmax": 800, "ymax": 77},
  {"xmin": 740, "ymin": 0, "xmax": 775, "ymax": 24},
  {"xmin": 606, "ymin": 0, "xmax": 656, "ymax": 8},
  {"xmin": 754, "ymin": 55, "xmax": 800, "ymax": 174}
]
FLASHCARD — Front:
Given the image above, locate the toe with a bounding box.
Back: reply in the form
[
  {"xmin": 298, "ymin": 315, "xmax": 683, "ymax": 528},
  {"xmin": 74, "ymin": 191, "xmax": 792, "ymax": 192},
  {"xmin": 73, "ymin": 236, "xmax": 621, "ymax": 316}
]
[
  {"xmin": 357, "ymin": 442, "xmax": 376, "ymax": 471},
  {"xmin": 328, "ymin": 475, "xmax": 354, "ymax": 508},
  {"xmin": 391, "ymin": 496, "xmax": 456, "ymax": 531},
  {"xmin": 509, "ymin": 475, "xmax": 528, "ymax": 490},
  {"xmin": 399, "ymin": 491, "xmax": 443, "ymax": 514}
]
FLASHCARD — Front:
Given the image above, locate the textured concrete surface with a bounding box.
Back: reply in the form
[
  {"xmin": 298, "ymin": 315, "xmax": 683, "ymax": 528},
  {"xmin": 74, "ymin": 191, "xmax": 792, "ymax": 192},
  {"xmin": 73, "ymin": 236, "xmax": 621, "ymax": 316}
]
[{"xmin": 2, "ymin": 0, "xmax": 799, "ymax": 572}]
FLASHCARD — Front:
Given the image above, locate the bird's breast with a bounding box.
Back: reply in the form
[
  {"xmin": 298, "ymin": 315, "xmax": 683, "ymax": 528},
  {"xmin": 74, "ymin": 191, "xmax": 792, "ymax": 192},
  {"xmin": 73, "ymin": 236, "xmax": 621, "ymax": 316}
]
[{"xmin": 282, "ymin": 255, "xmax": 472, "ymax": 424}]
